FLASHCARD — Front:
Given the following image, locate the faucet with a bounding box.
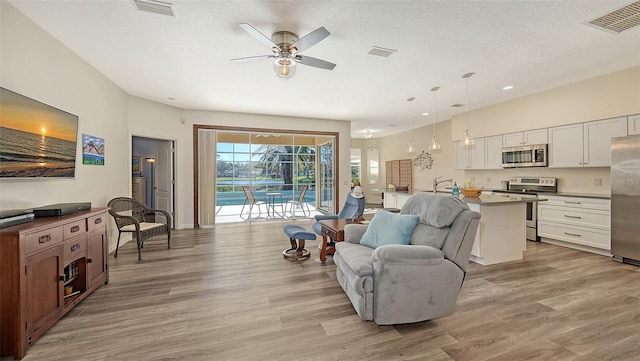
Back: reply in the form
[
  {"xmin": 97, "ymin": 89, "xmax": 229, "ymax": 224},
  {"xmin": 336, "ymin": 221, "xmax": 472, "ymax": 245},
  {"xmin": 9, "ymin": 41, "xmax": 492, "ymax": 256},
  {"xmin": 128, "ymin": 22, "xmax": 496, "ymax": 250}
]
[{"xmin": 433, "ymin": 176, "xmax": 453, "ymax": 194}]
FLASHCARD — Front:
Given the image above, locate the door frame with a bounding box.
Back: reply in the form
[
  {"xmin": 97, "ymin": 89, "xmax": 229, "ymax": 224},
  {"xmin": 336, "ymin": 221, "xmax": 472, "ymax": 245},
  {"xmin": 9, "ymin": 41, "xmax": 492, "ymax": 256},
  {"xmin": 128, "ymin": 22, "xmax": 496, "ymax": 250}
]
[
  {"xmin": 192, "ymin": 124, "xmax": 339, "ymax": 228},
  {"xmin": 131, "ymin": 134, "xmax": 177, "ymax": 229}
]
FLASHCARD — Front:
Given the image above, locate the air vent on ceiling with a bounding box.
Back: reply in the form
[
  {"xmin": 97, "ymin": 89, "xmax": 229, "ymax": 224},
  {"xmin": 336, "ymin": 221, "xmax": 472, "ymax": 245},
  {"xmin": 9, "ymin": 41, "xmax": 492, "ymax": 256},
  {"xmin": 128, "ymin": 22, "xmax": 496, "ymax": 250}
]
[
  {"xmin": 450, "ymin": 104, "xmax": 465, "ymax": 108},
  {"xmin": 586, "ymin": 1, "xmax": 640, "ymax": 33},
  {"xmin": 368, "ymin": 46, "xmax": 397, "ymax": 58},
  {"xmin": 133, "ymin": 0, "xmax": 175, "ymax": 17}
]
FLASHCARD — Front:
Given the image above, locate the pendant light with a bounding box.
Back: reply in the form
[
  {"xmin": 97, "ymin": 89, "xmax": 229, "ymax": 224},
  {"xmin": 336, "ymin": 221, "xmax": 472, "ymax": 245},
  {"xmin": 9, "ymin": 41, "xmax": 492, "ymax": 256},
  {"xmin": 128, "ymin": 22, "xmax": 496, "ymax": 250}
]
[
  {"xmin": 429, "ymin": 87, "xmax": 441, "ymax": 150},
  {"xmin": 406, "ymin": 97, "xmax": 416, "ymax": 153},
  {"xmin": 462, "ymin": 72, "xmax": 475, "ymax": 146}
]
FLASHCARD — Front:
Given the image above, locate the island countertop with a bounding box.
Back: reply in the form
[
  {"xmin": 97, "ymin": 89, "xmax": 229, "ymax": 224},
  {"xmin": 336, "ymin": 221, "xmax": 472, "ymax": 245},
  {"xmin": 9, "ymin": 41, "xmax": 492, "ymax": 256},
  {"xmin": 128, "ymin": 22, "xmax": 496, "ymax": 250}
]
[{"xmin": 460, "ymin": 194, "xmax": 538, "ymax": 205}]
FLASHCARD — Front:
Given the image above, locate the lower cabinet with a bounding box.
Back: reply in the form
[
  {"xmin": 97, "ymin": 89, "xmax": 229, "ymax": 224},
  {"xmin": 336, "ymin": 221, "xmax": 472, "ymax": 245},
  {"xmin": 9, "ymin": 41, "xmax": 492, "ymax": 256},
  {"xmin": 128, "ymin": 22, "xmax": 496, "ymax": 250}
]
[
  {"xmin": 383, "ymin": 192, "xmax": 409, "ymax": 209},
  {"xmin": 0, "ymin": 208, "xmax": 109, "ymax": 360},
  {"xmin": 537, "ymin": 195, "xmax": 610, "ymax": 255}
]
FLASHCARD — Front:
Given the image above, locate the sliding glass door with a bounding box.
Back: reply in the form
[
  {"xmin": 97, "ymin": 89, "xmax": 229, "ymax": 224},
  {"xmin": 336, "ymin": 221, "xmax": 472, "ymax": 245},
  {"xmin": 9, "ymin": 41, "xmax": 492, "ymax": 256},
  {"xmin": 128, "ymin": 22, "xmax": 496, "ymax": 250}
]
[{"xmin": 198, "ymin": 129, "xmax": 335, "ymax": 224}]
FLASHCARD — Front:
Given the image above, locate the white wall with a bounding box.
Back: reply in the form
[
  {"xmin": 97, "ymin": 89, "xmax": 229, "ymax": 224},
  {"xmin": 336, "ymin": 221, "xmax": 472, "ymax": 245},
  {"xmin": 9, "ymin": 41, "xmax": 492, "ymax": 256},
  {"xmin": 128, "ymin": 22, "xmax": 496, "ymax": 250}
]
[{"xmin": 0, "ymin": 2, "xmax": 129, "ymax": 251}]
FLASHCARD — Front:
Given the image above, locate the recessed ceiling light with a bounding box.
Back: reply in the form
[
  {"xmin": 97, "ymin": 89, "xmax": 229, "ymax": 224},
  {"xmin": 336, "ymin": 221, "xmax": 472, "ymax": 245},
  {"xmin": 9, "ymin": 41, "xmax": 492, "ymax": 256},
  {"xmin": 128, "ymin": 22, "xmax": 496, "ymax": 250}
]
[
  {"xmin": 502, "ymin": 85, "xmax": 514, "ymax": 90},
  {"xmin": 422, "ymin": 112, "xmax": 429, "ymax": 116}
]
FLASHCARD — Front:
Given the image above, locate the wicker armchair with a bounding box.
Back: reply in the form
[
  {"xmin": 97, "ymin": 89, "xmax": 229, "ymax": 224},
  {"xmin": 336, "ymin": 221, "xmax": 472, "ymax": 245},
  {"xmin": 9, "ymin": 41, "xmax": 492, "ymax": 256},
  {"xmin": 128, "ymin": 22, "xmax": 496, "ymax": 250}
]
[{"xmin": 107, "ymin": 197, "xmax": 171, "ymax": 260}]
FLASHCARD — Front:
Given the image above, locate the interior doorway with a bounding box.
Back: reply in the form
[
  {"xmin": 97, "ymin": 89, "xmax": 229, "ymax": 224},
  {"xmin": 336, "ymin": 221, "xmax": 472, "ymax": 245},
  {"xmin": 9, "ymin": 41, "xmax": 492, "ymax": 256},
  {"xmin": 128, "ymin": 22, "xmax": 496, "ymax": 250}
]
[{"xmin": 132, "ymin": 136, "xmax": 176, "ymax": 228}]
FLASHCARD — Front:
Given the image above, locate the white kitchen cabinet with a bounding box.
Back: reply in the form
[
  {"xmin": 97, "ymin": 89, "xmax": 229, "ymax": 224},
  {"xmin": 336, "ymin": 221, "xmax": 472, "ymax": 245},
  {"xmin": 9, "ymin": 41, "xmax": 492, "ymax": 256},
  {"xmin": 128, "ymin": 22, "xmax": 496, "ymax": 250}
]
[
  {"xmin": 455, "ymin": 138, "xmax": 485, "ymax": 170},
  {"xmin": 548, "ymin": 123, "xmax": 584, "ymax": 167},
  {"xmin": 467, "ymin": 201, "xmax": 527, "ymax": 265},
  {"xmin": 549, "ymin": 117, "xmax": 627, "ymax": 168},
  {"xmin": 628, "ymin": 114, "xmax": 640, "ymax": 135},
  {"xmin": 537, "ymin": 195, "xmax": 610, "ymax": 255},
  {"xmin": 583, "ymin": 117, "xmax": 627, "ymax": 167},
  {"xmin": 484, "ymin": 135, "xmax": 503, "ymax": 169},
  {"xmin": 502, "ymin": 129, "xmax": 548, "ymax": 147},
  {"xmin": 383, "ymin": 192, "xmax": 409, "ymax": 209}
]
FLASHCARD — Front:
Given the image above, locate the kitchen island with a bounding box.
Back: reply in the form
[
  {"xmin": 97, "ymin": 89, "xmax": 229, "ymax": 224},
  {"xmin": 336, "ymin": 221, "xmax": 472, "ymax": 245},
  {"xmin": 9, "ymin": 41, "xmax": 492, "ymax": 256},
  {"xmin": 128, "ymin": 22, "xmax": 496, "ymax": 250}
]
[{"xmin": 461, "ymin": 194, "xmax": 535, "ymax": 265}]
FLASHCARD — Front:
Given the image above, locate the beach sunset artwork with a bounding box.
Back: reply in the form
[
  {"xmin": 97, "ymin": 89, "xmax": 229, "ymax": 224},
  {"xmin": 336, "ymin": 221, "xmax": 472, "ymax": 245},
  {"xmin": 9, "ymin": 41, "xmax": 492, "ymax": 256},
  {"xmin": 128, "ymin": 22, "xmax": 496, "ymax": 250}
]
[
  {"xmin": 82, "ymin": 134, "xmax": 104, "ymax": 165},
  {"xmin": 0, "ymin": 88, "xmax": 78, "ymax": 178}
]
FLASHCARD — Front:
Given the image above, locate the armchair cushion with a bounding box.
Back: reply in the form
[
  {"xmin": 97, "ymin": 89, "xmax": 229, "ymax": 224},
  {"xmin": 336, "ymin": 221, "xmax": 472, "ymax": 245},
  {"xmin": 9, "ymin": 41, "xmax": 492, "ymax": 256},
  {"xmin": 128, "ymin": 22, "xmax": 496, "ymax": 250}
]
[
  {"xmin": 359, "ymin": 210, "xmax": 419, "ymax": 249},
  {"xmin": 372, "ymin": 244, "xmax": 445, "ymax": 265}
]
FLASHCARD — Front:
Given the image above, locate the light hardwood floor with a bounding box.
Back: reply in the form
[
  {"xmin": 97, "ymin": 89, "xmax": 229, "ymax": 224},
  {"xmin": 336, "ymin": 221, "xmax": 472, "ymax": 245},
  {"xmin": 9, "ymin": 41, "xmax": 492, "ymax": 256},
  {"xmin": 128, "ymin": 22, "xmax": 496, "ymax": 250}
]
[{"xmin": 8, "ymin": 221, "xmax": 640, "ymax": 361}]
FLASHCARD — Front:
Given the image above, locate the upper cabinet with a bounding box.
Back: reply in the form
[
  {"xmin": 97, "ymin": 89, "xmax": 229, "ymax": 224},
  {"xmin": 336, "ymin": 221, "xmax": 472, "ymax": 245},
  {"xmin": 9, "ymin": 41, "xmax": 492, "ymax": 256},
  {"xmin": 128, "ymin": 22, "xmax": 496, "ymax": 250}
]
[
  {"xmin": 484, "ymin": 135, "xmax": 503, "ymax": 169},
  {"xmin": 583, "ymin": 117, "xmax": 628, "ymax": 167},
  {"xmin": 629, "ymin": 114, "xmax": 640, "ymax": 135},
  {"xmin": 502, "ymin": 129, "xmax": 548, "ymax": 147},
  {"xmin": 549, "ymin": 117, "xmax": 627, "ymax": 168},
  {"xmin": 455, "ymin": 139, "xmax": 485, "ymax": 170}
]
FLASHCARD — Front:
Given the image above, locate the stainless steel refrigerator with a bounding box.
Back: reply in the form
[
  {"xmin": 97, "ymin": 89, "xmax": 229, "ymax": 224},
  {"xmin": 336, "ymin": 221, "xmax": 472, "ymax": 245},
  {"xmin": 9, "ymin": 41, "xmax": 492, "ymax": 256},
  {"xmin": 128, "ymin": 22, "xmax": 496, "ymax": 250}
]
[{"xmin": 611, "ymin": 135, "xmax": 640, "ymax": 265}]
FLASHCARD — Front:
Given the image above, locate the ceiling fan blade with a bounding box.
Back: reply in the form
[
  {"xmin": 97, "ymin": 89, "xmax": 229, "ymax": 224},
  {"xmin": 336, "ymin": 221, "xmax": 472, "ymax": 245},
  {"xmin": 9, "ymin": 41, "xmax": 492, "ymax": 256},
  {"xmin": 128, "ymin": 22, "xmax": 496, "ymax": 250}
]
[
  {"xmin": 295, "ymin": 55, "xmax": 336, "ymax": 70},
  {"xmin": 292, "ymin": 26, "xmax": 330, "ymax": 52},
  {"xmin": 231, "ymin": 55, "xmax": 275, "ymax": 62},
  {"xmin": 238, "ymin": 23, "xmax": 279, "ymax": 50}
]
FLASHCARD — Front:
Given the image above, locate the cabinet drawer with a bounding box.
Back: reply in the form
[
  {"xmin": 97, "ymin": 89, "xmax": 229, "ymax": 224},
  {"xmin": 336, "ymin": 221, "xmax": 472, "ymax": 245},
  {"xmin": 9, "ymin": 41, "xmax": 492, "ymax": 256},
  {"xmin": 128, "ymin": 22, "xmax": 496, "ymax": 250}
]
[
  {"xmin": 87, "ymin": 213, "xmax": 107, "ymax": 232},
  {"xmin": 24, "ymin": 227, "xmax": 63, "ymax": 255},
  {"xmin": 538, "ymin": 206, "xmax": 609, "ymax": 230},
  {"xmin": 63, "ymin": 220, "xmax": 87, "ymax": 240},
  {"xmin": 539, "ymin": 196, "xmax": 610, "ymax": 210},
  {"xmin": 63, "ymin": 236, "xmax": 87, "ymax": 263},
  {"xmin": 538, "ymin": 221, "xmax": 610, "ymax": 250}
]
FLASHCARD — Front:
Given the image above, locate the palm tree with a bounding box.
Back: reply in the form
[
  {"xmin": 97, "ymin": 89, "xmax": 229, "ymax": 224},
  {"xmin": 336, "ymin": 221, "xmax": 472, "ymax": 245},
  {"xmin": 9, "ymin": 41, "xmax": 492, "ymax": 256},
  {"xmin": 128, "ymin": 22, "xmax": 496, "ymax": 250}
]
[{"xmin": 256, "ymin": 145, "xmax": 315, "ymax": 190}]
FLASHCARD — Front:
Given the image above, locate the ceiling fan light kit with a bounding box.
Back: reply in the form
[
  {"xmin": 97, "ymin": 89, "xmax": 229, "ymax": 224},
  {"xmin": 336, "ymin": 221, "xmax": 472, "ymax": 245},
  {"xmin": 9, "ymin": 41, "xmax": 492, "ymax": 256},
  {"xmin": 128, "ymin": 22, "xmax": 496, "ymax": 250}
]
[{"xmin": 233, "ymin": 23, "xmax": 336, "ymax": 79}]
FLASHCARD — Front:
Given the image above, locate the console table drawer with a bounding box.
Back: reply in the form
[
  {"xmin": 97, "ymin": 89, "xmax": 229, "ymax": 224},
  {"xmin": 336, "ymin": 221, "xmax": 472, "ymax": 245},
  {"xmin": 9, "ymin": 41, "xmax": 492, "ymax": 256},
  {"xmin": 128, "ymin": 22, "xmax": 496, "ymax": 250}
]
[
  {"xmin": 24, "ymin": 227, "xmax": 63, "ymax": 255},
  {"xmin": 63, "ymin": 236, "xmax": 87, "ymax": 263},
  {"xmin": 63, "ymin": 220, "xmax": 87, "ymax": 240},
  {"xmin": 87, "ymin": 213, "xmax": 107, "ymax": 232}
]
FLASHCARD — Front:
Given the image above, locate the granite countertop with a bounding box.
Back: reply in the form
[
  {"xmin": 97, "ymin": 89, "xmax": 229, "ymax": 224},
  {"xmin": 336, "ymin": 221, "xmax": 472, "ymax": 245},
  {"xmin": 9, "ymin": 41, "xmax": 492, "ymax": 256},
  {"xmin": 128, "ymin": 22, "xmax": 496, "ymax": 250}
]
[
  {"xmin": 541, "ymin": 192, "xmax": 611, "ymax": 199},
  {"xmin": 460, "ymin": 194, "xmax": 538, "ymax": 205}
]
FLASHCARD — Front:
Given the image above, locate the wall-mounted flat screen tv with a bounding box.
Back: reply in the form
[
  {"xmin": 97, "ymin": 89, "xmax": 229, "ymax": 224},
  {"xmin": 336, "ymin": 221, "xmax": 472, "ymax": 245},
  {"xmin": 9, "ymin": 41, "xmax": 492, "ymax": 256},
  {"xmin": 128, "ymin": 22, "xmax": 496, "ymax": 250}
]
[{"xmin": 0, "ymin": 87, "xmax": 79, "ymax": 178}]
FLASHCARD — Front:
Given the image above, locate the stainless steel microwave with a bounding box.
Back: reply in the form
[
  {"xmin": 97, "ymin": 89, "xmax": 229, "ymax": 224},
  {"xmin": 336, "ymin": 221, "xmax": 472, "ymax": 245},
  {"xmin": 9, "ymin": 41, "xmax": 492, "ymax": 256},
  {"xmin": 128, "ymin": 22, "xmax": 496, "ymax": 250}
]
[{"xmin": 501, "ymin": 144, "xmax": 548, "ymax": 168}]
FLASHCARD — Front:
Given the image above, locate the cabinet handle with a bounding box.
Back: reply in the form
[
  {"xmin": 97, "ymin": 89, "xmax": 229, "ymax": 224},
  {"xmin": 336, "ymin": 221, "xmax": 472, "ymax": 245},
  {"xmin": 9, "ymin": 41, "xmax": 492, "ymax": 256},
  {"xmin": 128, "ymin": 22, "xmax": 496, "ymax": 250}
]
[
  {"xmin": 70, "ymin": 243, "xmax": 81, "ymax": 252},
  {"xmin": 88, "ymin": 258, "xmax": 93, "ymax": 264},
  {"xmin": 94, "ymin": 218, "xmax": 102, "ymax": 224},
  {"xmin": 70, "ymin": 225, "xmax": 80, "ymax": 233},
  {"xmin": 564, "ymin": 201, "xmax": 581, "ymax": 204},
  {"xmin": 59, "ymin": 275, "xmax": 65, "ymax": 281},
  {"xmin": 564, "ymin": 232, "xmax": 582, "ymax": 237},
  {"xmin": 38, "ymin": 235, "xmax": 51, "ymax": 244},
  {"xmin": 563, "ymin": 215, "xmax": 582, "ymax": 219}
]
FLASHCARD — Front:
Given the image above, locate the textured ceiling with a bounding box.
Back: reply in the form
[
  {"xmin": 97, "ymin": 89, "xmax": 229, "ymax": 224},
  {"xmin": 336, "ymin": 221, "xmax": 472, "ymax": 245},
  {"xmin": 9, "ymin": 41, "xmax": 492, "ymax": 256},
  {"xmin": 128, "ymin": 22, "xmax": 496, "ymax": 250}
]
[{"xmin": 8, "ymin": 0, "xmax": 640, "ymax": 138}]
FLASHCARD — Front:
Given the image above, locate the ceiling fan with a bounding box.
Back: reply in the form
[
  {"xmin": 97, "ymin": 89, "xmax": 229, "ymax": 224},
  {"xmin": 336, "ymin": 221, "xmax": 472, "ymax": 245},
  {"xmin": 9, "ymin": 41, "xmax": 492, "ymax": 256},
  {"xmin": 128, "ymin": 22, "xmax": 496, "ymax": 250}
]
[{"xmin": 231, "ymin": 23, "xmax": 336, "ymax": 80}]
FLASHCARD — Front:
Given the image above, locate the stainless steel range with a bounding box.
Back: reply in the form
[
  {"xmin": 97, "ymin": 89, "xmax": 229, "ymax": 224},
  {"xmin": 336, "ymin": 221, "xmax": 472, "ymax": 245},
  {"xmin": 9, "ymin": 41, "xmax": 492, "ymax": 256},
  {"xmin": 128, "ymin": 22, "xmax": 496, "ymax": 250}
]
[{"xmin": 493, "ymin": 177, "xmax": 557, "ymax": 241}]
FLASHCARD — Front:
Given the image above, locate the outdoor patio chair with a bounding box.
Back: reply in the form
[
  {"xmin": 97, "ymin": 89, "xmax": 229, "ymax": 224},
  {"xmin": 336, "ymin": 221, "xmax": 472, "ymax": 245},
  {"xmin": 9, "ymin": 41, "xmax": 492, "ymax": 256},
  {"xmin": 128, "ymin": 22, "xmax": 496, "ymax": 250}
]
[
  {"xmin": 240, "ymin": 185, "xmax": 267, "ymax": 220},
  {"xmin": 285, "ymin": 185, "xmax": 310, "ymax": 217}
]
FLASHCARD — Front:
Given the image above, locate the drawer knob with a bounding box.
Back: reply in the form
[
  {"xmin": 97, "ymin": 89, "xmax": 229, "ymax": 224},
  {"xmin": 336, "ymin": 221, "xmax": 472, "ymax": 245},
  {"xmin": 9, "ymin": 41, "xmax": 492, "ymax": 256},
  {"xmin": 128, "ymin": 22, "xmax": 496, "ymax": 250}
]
[
  {"xmin": 70, "ymin": 244, "xmax": 81, "ymax": 252},
  {"xmin": 94, "ymin": 218, "xmax": 102, "ymax": 224}
]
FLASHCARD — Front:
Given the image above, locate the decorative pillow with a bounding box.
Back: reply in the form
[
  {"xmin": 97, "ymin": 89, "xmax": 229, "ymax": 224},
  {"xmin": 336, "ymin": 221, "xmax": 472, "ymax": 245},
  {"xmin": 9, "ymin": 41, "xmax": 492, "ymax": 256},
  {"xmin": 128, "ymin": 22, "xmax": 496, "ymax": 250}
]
[{"xmin": 360, "ymin": 210, "xmax": 419, "ymax": 249}]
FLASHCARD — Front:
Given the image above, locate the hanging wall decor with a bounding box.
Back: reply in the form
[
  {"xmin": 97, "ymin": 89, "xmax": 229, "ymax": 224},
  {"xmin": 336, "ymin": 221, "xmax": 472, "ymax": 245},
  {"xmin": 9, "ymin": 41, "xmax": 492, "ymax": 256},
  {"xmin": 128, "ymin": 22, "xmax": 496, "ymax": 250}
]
[{"xmin": 413, "ymin": 150, "xmax": 434, "ymax": 171}]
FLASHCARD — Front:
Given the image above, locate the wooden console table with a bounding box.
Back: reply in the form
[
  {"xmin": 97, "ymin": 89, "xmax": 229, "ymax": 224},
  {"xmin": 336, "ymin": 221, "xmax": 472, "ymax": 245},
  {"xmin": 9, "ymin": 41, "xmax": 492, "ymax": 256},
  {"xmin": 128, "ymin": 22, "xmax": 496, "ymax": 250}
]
[{"xmin": 0, "ymin": 207, "xmax": 109, "ymax": 360}]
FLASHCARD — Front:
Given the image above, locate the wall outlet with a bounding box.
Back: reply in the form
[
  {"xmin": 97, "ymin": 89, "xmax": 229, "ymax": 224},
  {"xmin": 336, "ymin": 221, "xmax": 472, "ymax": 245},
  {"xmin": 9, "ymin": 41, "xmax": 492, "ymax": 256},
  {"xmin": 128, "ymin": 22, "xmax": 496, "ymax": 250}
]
[{"xmin": 594, "ymin": 178, "xmax": 602, "ymax": 186}]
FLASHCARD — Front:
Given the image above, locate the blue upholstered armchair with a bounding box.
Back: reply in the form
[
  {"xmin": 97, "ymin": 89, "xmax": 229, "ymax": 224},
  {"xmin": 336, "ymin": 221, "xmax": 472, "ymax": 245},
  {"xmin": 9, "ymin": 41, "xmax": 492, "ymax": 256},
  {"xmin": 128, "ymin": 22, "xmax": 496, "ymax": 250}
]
[{"xmin": 312, "ymin": 192, "xmax": 365, "ymax": 235}]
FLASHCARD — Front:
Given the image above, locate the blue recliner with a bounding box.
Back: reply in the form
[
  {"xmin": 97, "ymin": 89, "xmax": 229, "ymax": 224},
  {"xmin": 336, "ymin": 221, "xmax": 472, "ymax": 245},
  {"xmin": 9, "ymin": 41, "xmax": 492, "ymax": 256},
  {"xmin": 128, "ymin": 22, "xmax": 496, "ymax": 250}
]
[{"xmin": 312, "ymin": 192, "xmax": 366, "ymax": 235}]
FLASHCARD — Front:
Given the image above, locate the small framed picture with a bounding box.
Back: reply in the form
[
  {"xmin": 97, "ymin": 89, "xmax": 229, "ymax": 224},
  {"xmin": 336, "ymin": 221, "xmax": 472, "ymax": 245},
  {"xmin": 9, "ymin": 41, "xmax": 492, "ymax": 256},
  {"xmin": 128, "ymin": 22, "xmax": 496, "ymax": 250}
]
[{"xmin": 132, "ymin": 156, "xmax": 142, "ymax": 177}]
